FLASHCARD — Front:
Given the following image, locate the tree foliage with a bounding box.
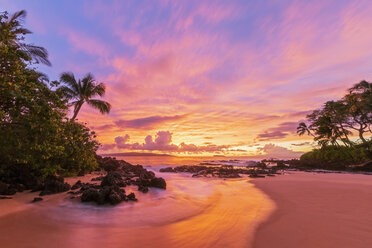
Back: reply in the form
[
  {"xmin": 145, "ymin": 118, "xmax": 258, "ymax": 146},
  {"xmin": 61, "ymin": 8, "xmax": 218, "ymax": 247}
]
[
  {"xmin": 298, "ymin": 81, "xmax": 372, "ymax": 148},
  {"xmin": 300, "ymin": 144, "xmax": 371, "ymax": 164},
  {"xmin": 0, "ymin": 10, "xmax": 50, "ymax": 66},
  {"xmin": 298, "ymin": 81, "xmax": 372, "ymax": 166},
  {"xmin": 0, "ymin": 10, "xmax": 98, "ymax": 184},
  {"xmin": 57, "ymin": 72, "xmax": 111, "ymax": 121}
]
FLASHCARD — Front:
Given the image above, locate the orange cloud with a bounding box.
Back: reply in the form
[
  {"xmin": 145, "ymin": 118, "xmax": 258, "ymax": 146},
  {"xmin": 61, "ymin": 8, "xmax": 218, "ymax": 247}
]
[{"xmin": 101, "ymin": 131, "xmax": 230, "ymax": 154}]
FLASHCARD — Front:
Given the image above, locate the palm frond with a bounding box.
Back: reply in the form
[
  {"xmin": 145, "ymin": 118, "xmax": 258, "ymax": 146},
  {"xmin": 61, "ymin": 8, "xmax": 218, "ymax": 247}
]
[
  {"xmin": 9, "ymin": 10, "xmax": 26, "ymax": 24},
  {"xmin": 56, "ymin": 86, "xmax": 76, "ymax": 100},
  {"xmin": 58, "ymin": 72, "xmax": 111, "ymax": 120},
  {"xmin": 83, "ymin": 73, "xmax": 95, "ymax": 84},
  {"xmin": 297, "ymin": 122, "xmax": 309, "ymax": 136},
  {"xmin": 60, "ymin": 72, "xmax": 80, "ymax": 94},
  {"xmin": 12, "ymin": 27, "xmax": 32, "ymax": 35},
  {"xmin": 20, "ymin": 43, "xmax": 51, "ymax": 66},
  {"xmin": 87, "ymin": 99, "xmax": 111, "ymax": 114},
  {"xmin": 91, "ymin": 83, "xmax": 106, "ymax": 97},
  {"xmin": 81, "ymin": 73, "xmax": 96, "ymax": 97}
]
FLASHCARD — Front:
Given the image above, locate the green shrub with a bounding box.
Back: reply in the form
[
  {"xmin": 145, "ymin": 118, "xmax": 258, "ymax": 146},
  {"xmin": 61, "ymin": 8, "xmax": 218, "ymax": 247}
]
[{"xmin": 300, "ymin": 144, "xmax": 371, "ymax": 170}]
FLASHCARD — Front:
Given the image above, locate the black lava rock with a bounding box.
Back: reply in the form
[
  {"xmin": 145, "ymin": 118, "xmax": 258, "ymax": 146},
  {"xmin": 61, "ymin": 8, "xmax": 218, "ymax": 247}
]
[
  {"xmin": 71, "ymin": 180, "xmax": 83, "ymax": 190},
  {"xmin": 81, "ymin": 185, "xmax": 127, "ymax": 205},
  {"xmin": 0, "ymin": 182, "xmax": 16, "ymax": 195},
  {"xmin": 149, "ymin": 177, "xmax": 166, "ymax": 189},
  {"xmin": 101, "ymin": 172, "xmax": 126, "ymax": 187},
  {"xmin": 159, "ymin": 167, "xmax": 175, "ymax": 172},
  {"xmin": 138, "ymin": 185, "xmax": 149, "ymax": 193},
  {"xmin": 127, "ymin": 192, "xmax": 137, "ymax": 201},
  {"xmin": 39, "ymin": 175, "xmax": 71, "ymax": 196},
  {"xmin": 0, "ymin": 196, "xmax": 12, "ymax": 199},
  {"xmin": 81, "ymin": 188, "xmax": 100, "ymax": 202},
  {"xmin": 32, "ymin": 197, "xmax": 43, "ymax": 203}
]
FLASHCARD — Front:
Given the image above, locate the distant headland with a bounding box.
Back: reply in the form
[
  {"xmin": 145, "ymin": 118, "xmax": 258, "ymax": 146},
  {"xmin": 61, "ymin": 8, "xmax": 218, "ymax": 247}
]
[{"xmin": 101, "ymin": 152, "xmax": 174, "ymax": 157}]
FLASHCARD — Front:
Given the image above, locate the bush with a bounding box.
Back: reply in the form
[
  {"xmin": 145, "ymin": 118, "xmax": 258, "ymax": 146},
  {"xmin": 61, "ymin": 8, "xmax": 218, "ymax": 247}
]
[{"xmin": 299, "ymin": 144, "xmax": 371, "ymax": 170}]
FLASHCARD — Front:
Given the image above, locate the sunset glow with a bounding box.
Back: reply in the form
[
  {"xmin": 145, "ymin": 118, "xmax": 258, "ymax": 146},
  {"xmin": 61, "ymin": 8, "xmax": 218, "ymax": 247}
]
[{"xmin": 4, "ymin": 0, "xmax": 372, "ymax": 157}]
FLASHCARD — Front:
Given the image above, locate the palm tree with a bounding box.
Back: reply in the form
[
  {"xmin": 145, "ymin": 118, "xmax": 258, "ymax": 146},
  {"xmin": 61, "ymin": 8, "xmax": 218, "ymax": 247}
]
[
  {"xmin": 323, "ymin": 100, "xmax": 353, "ymax": 147},
  {"xmin": 57, "ymin": 72, "xmax": 111, "ymax": 121},
  {"xmin": 297, "ymin": 122, "xmax": 313, "ymax": 136},
  {"xmin": 0, "ymin": 10, "xmax": 51, "ymax": 65}
]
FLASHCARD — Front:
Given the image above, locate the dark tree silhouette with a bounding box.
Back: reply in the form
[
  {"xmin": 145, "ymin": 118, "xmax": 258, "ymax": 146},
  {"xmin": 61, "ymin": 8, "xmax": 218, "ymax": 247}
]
[
  {"xmin": 0, "ymin": 10, "xmax": 51, "ymax": 65},
  {"xmin": 298, "ymin": 80, "xmax": 372, "ymax": 147},
  {"xmin": 57, "ymin": 72, "xmax": 111, "ymax": 120}
]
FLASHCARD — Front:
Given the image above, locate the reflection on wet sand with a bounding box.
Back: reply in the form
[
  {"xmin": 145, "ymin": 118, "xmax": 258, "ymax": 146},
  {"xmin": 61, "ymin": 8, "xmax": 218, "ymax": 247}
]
[{"xmin": 0, "ymin": 173, "xmax": 274, "ymax": 248}]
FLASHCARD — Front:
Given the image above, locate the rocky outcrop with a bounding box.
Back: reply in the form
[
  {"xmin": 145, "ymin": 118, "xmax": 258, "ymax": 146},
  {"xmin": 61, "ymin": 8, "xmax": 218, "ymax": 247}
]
[
  {"xmin": 160, "ymin": 164, "xmax": 278, "ymax": 178},
  {"xmin": 71, "ymin": 180, "xmax": 83, "ymax": 190},
  {"xmin": 80, "ymin": 186, "xmax": 132, "ymax": 205},
  {"xmin": 101, "ymin": 171, "xmax": 126, "ymax": 187},
  {"xmin": 149, "ymin": 177, "xmax": 166, "ymax": 189},
  {"xmin": 74, "ymin": 156, "xmax": 166, "ymax": 205},
  {"xmin": 0, "ymin": 156, "xmax": 166, "ymax": 206},
  {"xmin": 39, "ymin": 175, "xmax": 71, "ymax": 196},
  {"xmin": 0, "ymin": 181, "xmax": 16, "ymax": 195}
]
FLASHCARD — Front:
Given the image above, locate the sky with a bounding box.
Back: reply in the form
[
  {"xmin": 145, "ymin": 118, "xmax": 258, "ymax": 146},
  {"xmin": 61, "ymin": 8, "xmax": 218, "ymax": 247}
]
[{"xmin": 3, "ymin": 0, "xmax": 372, "ymax": 158}]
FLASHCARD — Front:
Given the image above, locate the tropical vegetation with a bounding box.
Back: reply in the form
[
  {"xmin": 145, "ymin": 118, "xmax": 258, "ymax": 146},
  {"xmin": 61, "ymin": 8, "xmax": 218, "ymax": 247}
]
[
  {"xmin": 297, "ymin": 81, "xmax": 372, "ymax": 168},
  {"xmin": 0, "ymin": 10, "xmax": 108, "ymax": 187},
  {"xmin": 57, "ymin": 72, "xmax": 111, "ymax": 121}
]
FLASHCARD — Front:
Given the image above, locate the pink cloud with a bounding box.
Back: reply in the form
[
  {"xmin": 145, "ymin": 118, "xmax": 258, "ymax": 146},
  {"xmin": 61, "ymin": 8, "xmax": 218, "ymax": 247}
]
[
  {"xmin": 257, "ymin": 131, "xmax": 288, "ymax": 141},
  {"xmin": 115, "ymin": 134, "xmax": 130, "ymax": 148},
  {"xmin": 170, "ymin": 1, "xmax": 239, "ymax": 30},
  {"xmin": 257, "ymin": 122, "xmax": 300, "ymax": 141},
  {"xmin": 100, "ymin": 131, "xmax": 230, "ymax": 153},
  {"xmin": 62, "ymin": 29, "xmax": 108, "ymax": 57},
  {"xmin": 115, "ymin": 115, "xmax": 186, "ymax": 129},
  {"xmin": 55, "ymin": 0, "xmax": 372, "ymax": 154},
  {"xmin": 257, "ymin": 143, "xmax": 303, "ymax": 158},
  {"xmin": 101, "ymin": 143, "xmax": 116, "ymax": 150}
]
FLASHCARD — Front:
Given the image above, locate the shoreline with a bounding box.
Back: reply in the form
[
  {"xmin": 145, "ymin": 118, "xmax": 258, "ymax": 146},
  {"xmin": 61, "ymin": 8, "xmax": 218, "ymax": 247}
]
[
  {"xmin": 252, "ymin": 171, "xmax": 372, "ymax": 248},
  {"xmin": 2, "ymin": 169, "xmax": 372, "ymax": 247},
  {"xmin": 0, "ymin": 171, "xmax": 273, "ymax": 248}
]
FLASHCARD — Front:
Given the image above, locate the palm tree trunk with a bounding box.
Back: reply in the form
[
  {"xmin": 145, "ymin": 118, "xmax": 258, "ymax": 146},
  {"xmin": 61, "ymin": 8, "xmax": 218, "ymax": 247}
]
[
  {"xmin": 359, "ymin": 129, "xmax": 367, "ymax": 145},
  {"xmin": 340, "ymin": 138, "xmax": 349, "ymax": 147},
  {"xmin": 339, "ymin": 123, "xmax": 352, "ymax": 146},
  {"xmin": 343, "ymin": 133, "xmax": 352, "ymax": 147},
  {"xmin": 71, "ymin": 102, "xmax": 83, "ymax": 121}
]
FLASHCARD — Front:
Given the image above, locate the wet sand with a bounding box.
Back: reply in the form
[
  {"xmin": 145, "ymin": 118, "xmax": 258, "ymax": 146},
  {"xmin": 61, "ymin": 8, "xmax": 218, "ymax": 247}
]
[
  {"xmin": 252, "ymin": 172, "xmax": 372, "ymax": 248},
  {"xmin": 0, "ymin": 172, "xmax": 273, "ymax": 248},
  {"xmin": 3, "ymin": 170, "xmax": 370, "ymax": 248}
]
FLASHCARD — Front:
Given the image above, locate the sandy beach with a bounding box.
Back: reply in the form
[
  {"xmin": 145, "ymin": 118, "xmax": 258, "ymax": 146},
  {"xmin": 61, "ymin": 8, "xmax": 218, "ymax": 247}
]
[
  {"xmin": 252, "ymin": 172, "xmax": 372, "ymax": 248},
  {"xmin": 0, "ymin": 171, "xmax": 273, "ymax": 248},
  {"xmin": 1, "ymin": 169, "xmax": 372, "ymax": 248}
]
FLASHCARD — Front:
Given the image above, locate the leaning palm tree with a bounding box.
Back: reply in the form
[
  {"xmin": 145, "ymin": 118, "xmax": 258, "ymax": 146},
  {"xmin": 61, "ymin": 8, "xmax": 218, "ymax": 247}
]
[
  {"xmin": 297, "ymin": 122, "xmax": 314, "ymax": 137},
  {"xmin": 57, "ymin": 72, "xmax": 111, "ymax": 121},
  {"xmin": 0, "ymin": 10, "xmax": 51, "ymax": 65}
]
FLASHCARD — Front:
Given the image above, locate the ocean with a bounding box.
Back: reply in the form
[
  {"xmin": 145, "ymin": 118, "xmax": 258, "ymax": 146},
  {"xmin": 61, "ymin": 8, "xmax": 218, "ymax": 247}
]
[{"xmin": 0, "ymin": 156, "xmax": 274, "ymax": 248}]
